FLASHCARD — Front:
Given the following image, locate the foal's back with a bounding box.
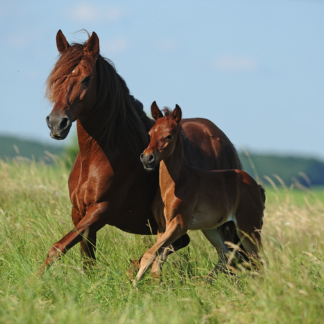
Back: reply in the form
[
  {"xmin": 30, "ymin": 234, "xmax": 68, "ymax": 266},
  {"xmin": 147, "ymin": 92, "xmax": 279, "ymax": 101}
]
[{"xmin": 189, "ymin": 167, "xmax": 264, "ymax": 231}]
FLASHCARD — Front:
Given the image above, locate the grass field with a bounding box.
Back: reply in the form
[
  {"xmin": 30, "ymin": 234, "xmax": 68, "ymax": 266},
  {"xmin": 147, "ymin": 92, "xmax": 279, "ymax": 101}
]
[{"xmin": 0, "ymin": 160, "xmax": 323, "ymax": 324}]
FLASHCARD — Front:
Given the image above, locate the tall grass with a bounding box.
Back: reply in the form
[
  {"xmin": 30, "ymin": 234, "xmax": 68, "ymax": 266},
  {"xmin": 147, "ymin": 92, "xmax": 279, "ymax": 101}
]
[{"xmin": 0, "ymin": 160, "xmax": 323, "ymax": 323}]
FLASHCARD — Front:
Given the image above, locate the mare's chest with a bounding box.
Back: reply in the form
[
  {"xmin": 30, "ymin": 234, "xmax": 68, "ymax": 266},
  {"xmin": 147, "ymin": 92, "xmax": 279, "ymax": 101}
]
[{"xmin": 69, "ymin": 153, "xmax": 115, "ymax": 215}]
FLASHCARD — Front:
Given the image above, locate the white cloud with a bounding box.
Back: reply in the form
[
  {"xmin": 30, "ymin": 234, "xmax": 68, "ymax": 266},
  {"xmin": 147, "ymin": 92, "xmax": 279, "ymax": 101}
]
[
  {"xmin": 154, "ymin": 40, "xmax": 177, "ymax": 52},
  {"xmin": 0, "ymin": 1, "xmax": 12, "ymax": 24},
  {"xmin": 101, "ymin": 38, "xmax": 129, "ymax": 54},
  {"xmin": 9, "ymin": 34, "xmax": 28, "ymax": 48},
  {"xmin": 8, "ymin": 30, "xmax": 45, "ymax": 50},
  {"xmin": 214, "ymin": 56, "xmax": 258, "ymax": 72},
  {"xmin": 71, "ymin": 4, "xmax": 127, "ymax": 23}
]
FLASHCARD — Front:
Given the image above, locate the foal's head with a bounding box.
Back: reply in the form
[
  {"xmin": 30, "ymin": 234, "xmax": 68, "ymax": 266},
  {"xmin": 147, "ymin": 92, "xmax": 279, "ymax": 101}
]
[
  {"xmin": 140, "ymin": 102, "xmax": 182, "ymax": 171},
  {"xmin": 46, "ymin": 30, "xmax": 99, "ymax": 140}
]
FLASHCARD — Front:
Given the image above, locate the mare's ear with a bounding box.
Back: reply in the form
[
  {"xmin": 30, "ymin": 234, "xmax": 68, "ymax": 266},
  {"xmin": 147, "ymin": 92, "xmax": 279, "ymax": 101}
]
[
  {"xmin": 56, "ymin": 30, "xmax": 70, "ymax": 54},
  {"xmin": 151, "ymin": 101, "xmax": 163, "ymax": 120},
  {"xmin": 173, "ymin": 104, "xmax": 182, "ymax": 124},
  {"xmin": 85, "ymin": 32, "xmax": 100, "ymax": 58}
]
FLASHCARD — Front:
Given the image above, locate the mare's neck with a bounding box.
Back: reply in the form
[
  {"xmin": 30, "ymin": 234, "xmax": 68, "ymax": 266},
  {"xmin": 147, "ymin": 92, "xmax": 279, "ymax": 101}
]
[
  {"xmin": 76, "ymin": 119, "xmax": 98, "ymax": 158},
  {"xmin": 160, "ymin": 130, "xmax": 187, "ymax": 185},
  {"xmin": 76, "ymin": 104, "xmax": 151, "ymax": 161}
]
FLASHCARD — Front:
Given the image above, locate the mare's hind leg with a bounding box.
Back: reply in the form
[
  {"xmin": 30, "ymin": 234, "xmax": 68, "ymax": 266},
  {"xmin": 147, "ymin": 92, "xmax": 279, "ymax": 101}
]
[{"xmin": 202, "ymin": 227, "xmax": 240, "ymax": 275}]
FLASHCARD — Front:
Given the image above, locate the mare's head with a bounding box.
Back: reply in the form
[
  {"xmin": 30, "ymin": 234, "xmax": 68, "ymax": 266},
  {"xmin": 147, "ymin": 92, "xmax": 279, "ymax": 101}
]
[
  {"xmin": 140, "ymin": 102, "xmax": 182, "ymax": 171},
  {"xmin": 46, "ymin": 30, "xmax": 99, "ymax": 140}
]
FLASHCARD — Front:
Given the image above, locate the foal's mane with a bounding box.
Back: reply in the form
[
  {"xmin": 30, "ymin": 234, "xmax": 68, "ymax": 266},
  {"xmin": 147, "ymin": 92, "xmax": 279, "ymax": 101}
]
[
  {"xmin": 45, "ymin": 35, "xmax": 148, "ymax": 158},
  {"xmin": 162, "ymin": 107, "xmax": 172, "ymax": 118}
]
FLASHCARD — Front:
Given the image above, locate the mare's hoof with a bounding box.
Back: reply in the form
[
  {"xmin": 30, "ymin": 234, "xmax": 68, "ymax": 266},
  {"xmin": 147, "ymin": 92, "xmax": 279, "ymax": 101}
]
[
  {"xmin": 35, "ymin": 263, "xmax": 47, "ymax": 277},
  {"xmin": 83, "ymin": 259, "xmax": 96, "ymax": 273}
]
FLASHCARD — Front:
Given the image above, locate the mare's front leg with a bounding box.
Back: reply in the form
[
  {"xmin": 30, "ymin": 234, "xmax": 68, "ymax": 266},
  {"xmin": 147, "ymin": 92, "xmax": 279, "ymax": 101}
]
[
  {"xmin": 136, "ymin": 215, "xmax": 188, "ymax": 282},
  {"xmin": 71, "ymin": 207, "xmax": 97, "ymax": 271},
  {"xmin": 37, "ymin": 203, "xmax": 108, "ymax": 274}
]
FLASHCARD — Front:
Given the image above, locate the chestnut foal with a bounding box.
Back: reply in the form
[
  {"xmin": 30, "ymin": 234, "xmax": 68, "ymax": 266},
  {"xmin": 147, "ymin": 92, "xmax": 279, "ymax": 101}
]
[{"xmin": 137, "ymin": 104, "xmax": 265, "ymax": 282}]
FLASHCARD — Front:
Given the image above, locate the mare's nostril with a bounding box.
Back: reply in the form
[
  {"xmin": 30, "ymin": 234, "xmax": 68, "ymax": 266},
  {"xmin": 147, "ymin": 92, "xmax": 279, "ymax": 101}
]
[
  {"xmin": 140, "ymin": 153, "xmax": 144, "ymax": 163},
  {"xmin": 59, "ymin": 117, "xmax": 69, "ymax": 130},
  {"xmin": 46, "ymin": 116, "xmax": 51, "ymax": 128},
  {"xmin": 148, "ymin": 154, "xmax": 155, "ymax": 163}
]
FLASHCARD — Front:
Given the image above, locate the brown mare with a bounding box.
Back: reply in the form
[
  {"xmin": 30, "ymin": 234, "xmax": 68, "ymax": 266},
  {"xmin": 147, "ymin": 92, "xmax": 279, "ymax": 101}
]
[
  {"xmin": 40, "ymin": 30, "xmax": 243, "ymax": 274},
  {"xmin": 137, "ymin": 104, "xmax": 265, "ymax": 281}
]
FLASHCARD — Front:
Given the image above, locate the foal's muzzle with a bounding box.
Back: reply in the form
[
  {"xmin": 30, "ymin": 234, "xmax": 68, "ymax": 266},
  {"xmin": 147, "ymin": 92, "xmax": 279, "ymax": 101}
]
[
  {"xmin": 140, "ymin": 152, "xmax": 156, "ymax": 171},
  {"xmin": 46, "ymin": 112, "xmax": 72, "ymax": 140}
]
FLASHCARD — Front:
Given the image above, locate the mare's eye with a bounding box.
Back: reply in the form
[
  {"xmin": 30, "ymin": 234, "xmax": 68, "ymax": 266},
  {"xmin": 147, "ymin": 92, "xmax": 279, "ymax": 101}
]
[
  {"xmin": 81, "ymin": 76, "xmax": 92, "ymax": 89},
  {"xmin": 166, "ymin": 135, "xmax": 173, "ymax": 140}
]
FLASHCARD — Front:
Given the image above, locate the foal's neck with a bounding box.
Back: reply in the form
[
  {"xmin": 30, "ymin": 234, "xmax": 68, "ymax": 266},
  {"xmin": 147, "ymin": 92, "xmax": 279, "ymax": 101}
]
[{"xmin": 160, "ymin": 129, "xmax": 187, "ymax": 184}]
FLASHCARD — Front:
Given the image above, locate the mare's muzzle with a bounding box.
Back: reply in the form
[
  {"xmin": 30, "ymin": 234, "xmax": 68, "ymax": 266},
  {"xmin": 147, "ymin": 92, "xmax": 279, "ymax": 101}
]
[
  {"xmin": 140, "ymin": 152, "xmax": 156, "ymax": 171},
  {"xmin": 46, "ymin": 112, "xmax": 72, "ymax": 140}
]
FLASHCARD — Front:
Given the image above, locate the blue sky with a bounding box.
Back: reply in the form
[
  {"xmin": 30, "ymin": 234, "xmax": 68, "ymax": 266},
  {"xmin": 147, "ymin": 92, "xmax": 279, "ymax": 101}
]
[{"xmin": 0, "ymin": 0, "xmax": 323, "ymax": 158}]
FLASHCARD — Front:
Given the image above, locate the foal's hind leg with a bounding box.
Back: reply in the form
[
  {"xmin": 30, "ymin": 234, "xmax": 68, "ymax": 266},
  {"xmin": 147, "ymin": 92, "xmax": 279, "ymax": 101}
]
[
  {"xmin": 235, "ymin": 213, "xmax": 262, "ymax": 265},
  {"xmin": 202, "ymin": 227, "xmax": 240, "ymax": 275}
]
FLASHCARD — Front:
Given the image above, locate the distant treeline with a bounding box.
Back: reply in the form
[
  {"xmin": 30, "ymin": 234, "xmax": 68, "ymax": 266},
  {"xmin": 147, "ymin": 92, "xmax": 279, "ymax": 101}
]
[
  {"xmin": 0, "ymin": 135, "xmax": 62, "ymax": 163},
  {"xmin": 239, "ymin": 153, "xmax": 324, "ymax": 187},
  {"xmin": 0, "ymin": 135, "xmax": 323, "ymax": 187}
]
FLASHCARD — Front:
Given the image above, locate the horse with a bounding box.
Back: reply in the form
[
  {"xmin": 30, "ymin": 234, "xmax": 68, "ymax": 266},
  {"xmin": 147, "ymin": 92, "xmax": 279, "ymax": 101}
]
[
  {"xmin": 137, "ymin": 103, "xmax": 265, "ymax": 281},
  {"xmin": 40, "ymin": 29, "xmax": 244, "ymax": 275}
]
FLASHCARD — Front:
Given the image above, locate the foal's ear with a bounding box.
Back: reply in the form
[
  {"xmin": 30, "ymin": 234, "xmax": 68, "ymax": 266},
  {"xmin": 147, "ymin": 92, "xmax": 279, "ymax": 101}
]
[
  {"xmin": 173, "ymin": 105, "xmax": 182, "ymax": 124},
  {"xmin": 85, "ymin": 32, "xmax": 100, "ymax": 58},
  {"xmin": 151, "ymin": 101, "xmax": 163, "ymax": 120},
  {"xmin": 56, "ymin": 30, "xmax": 70, "ymax": 54}
]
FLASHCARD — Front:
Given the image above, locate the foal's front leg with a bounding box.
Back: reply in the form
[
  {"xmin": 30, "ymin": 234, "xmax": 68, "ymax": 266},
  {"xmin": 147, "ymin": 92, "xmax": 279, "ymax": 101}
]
[
  {"xmin": 136, "ymin": 216, "xmax": 187, "ymax": 282},
  {"xmin": 150, "ymin": 229, "xmax": 169, "ymax": 278}
]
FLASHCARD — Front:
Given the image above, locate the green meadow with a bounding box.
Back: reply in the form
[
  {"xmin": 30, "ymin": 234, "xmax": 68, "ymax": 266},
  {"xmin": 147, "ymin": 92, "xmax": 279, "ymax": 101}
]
[{"xmin": 0, "ymin": 160, "xmax": 323, "ymax": 323}]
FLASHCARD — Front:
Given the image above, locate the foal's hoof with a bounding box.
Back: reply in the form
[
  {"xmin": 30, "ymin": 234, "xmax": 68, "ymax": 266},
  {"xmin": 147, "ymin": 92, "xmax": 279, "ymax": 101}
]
[
  {"xmin": 206, "ymin": 264, "xmax": 238, "ymax": 282},
  {"xmin": 151, "ymin": 271, "xmax": 162, "ymax": 284},
  {"xmin": 126, "ymin": 258, "xmax": 141, "ymax": 281}
]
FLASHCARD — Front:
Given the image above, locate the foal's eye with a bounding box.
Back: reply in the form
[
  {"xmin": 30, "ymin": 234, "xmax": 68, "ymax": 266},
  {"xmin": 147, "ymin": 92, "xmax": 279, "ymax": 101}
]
[
  {"xmin": 81, "ymin": 76, "xmax": 92, "ymax": 88},
  {"xmin": 165, "ymin": 135, "xmax": 173, "ymax": 140}
]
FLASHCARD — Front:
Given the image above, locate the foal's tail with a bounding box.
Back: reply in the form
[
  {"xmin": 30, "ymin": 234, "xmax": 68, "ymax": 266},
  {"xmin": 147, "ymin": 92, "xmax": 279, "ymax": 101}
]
[{"xmin": 258, "ymin": 185, "xmax": 266, "ymax": 228}]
